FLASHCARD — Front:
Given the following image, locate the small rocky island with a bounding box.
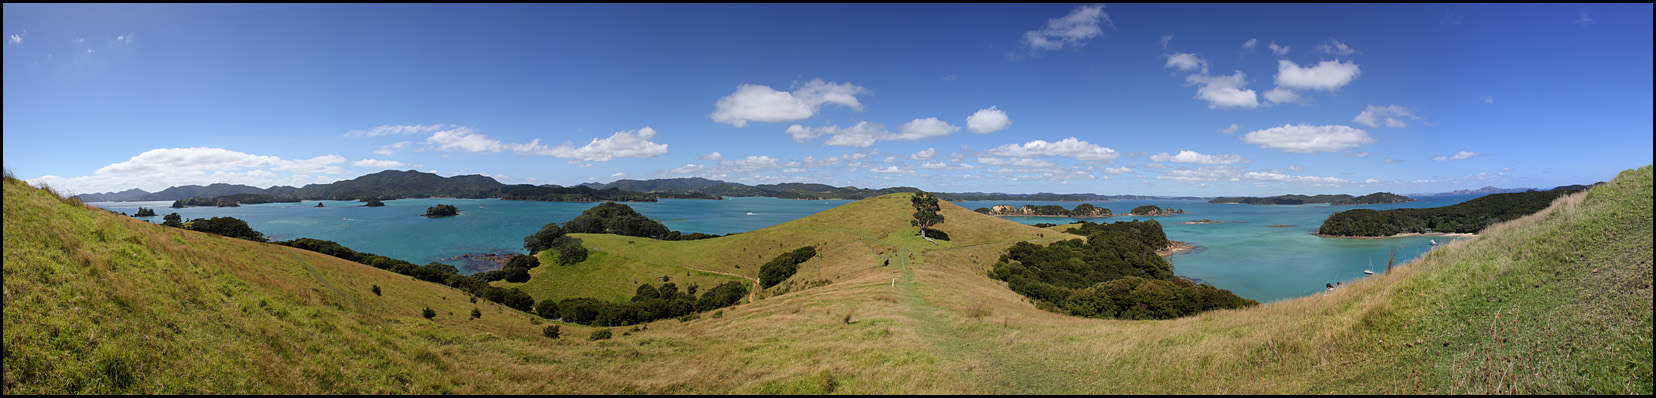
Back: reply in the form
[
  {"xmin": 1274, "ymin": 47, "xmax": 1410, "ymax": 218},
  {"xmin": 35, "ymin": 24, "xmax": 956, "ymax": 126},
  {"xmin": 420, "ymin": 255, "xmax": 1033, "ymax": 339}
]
[
  {"xmin": 363, "ymin": 199, "xmax": 386, "ymax": 207},
  {"xmin": 423, "ymin": 204, "xmax": 460, "ymax": 217}
]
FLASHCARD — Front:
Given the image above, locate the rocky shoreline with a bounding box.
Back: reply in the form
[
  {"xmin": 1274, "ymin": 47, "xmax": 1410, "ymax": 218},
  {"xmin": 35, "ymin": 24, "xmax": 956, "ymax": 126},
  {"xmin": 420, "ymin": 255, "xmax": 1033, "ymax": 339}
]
[
  {"xmin": 1157, "ymin": 240, "xmax": 1196, "ymax": 256},
  {"xmin": 1310, "ymin": 232, "xmax": 1477, "ymax": 240},
  {"xmin": 1181, "ymin": 219, "xmax": 1241, "ymax": 224}
]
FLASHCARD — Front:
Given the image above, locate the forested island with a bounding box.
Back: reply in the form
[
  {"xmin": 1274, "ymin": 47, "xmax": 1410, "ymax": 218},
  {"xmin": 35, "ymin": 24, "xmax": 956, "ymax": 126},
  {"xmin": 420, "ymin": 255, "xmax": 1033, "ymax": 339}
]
[
  {"xmin": 1316, "ymin": 188, "xmax": 1586, "ymax": 237},
  {"xmin": 423, "ymin": 204, "xmax": 460, "ymax": 217},
  {"xmin": 1208, "ymin": 192, "xmax": 1414, "ymax": 206},
  {"xmin": 975, "ymin": 203, "xmax": 1184, "ymax": 217},
  {"xmin": 170, "ymin": 193, "xmax": 302, "ymax": 208},
  {"xmin": 990, "ymin": 219, "xmax": 1257, "ymax": 320}
]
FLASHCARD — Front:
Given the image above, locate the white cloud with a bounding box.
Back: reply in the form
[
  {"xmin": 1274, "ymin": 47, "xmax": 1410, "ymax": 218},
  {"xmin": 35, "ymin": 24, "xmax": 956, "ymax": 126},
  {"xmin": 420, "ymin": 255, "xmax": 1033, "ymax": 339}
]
[
  {"xmin": 1243, "ymin": 38, "xmax": 1258, "ymax": 50},
  {"xmin": 1102, "ymin": 167, "xmax": 1132, "ymax": 174},
  {"xmin": 1384, "ymin": 158, "xmax": 1406, "ymax": 164},
  {"xmin": 425, "ymin": 127, "xmax": 502, "ymax": 152},
  {"xmin": 511, "ymin": 127, "xmax": 670, "ymax": 161},
  {"xmin": 1268, "ymin": 42, "xmax": 1290, "ymax": 55},
  {"xmin": 966, "ymin": 106, "xmax": 1012, "ymax": 134},
  {"xmin": 1218, "ymin": 123, "xmax": 1242, "ymax": 133},
  {"xmin": 987, "ymin": 137, "xmax": 1119, "ymax": 161},
  {"xmin": 1157, "ymin": 35, "xmax": 1174, "ymax": 49},
  {"xmin": 911, "ymin": 148, "xmax": 939, "ymax": 160},
  {"xmin": 1155, "ymin": 165, "xmax": 1246, "ymax": 182},
  {"xmin": 1432, "ymin": 151, "xmax": 1484, "ymax": 161},
  {"xmin": 710, "ymin": 79, "xmax": 868, "ymax": 127},
  {"xmin": 1262, "ymin": 87, "xmax": 1302, "ymax": 105},
  {"xmin": 351, "ymin": 159, "xmax": 406, "ymax": 168},
  {"xmin": 1164, "ymin": 53, "xmax": 1208, "ymax": 72},
  {"xmin": 940, "ymin": 74, "xmax": 957, "ymax": 81},
  {"xmin": 1482, "ymin": 95, "xmax": 1494, "ymax": 104},
  {"xmin": 40, "ymin": 147, "xmax": 353, "ymax": 194},
  {"xmin": 1353, "ymin": 105, "xmax": 1422, "ymax": 128},
  {"xmin": 372, "ymin": 148, "xmax": 394, "ymax": 156},
  {"xmin": 1573, "ymin": 12, "xmax": 1595, "ymax": 26},
  {"xmin": 611, "ymin": 172, "xmax": 628, "ymax": 179},
  {"xmin": 920, "ymin": 162, "xmax": 948, "ymax": 169},
  {"xmin": 699, "ymin": 152, "xmax": 723, "ymax": 160},
  {"xmin": 1017, "ymin": 4, "xmax": 1112, "ymax": 56},
  {"xmin": 1241, "ymin": 124, "xmax": 1375, "ymax": 153},
  {"xmin": 1313, "ymin": 38, "xmax": 1357, "ymax": 55},
  {"xmin": 869, "ymin": 165, "xmax": 916, "ymax": 175},
  {"xmin": 1149, "ymin": 150, "xmax": 1247, "ymax": 165},
  {"xmin": 720, "ymin": 155, "xmax": 782, "ymax": 172},
  {"xmin": 892, "ymin": 117, "xmax": 960, "ymax": 141},
  {"xmin": 1275, "ymin": 59, "xmax": 1361, "ymax": 92},
  {"xmin": 7, "ymin": 34, "xmax": 20, "ymax": 45},
  {"xmin": 1364, "ymin": 179, "xmax": 1380, "ymax": 184},
  {"xmin": 821, "ymin": 122, "xmax": 887, "ymax": 148},
  {"xmin": 346, "ymin": 124, "xmax": 451, "ymax": 138},
  {"xmin": 1243, "ymin": 171, "xmax": 1348, "ymax": 184},
  {"xmin": 976, "ymin": 157, "xmax": 1057, "ymax": 167},
  {"xmin": 1186, "ymin": 71, "xmax": 1259, "ymax": 109}
]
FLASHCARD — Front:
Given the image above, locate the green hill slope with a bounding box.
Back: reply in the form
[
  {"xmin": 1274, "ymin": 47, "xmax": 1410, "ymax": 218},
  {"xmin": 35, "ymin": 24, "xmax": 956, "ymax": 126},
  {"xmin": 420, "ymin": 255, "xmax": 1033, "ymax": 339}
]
[{"xmin": 5, "ymin": 166, "xmax": 1649, "ymax": 394}]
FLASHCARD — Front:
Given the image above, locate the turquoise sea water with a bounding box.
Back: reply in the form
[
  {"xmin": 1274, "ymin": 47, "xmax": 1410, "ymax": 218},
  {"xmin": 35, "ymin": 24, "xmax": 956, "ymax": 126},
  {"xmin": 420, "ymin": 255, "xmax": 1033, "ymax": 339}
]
[{"xmin": 93, "ymin": 195, "xmax": 1479, "ymax": 303}]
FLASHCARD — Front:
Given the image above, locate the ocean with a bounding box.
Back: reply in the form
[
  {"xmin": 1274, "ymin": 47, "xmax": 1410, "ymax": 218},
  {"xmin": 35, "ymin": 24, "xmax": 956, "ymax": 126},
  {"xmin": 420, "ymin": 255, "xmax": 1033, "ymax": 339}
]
[{"xmin": 91, "ymin": 194, "xmax": 1481, "ymax": 303}]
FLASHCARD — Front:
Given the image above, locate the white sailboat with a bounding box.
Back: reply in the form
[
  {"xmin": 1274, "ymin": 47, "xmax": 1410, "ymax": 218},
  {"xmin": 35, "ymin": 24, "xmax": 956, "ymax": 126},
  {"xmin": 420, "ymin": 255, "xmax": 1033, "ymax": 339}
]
[{"xmin": 1364, "ymin": 256, "xmax": 1375, "ymax": 275}]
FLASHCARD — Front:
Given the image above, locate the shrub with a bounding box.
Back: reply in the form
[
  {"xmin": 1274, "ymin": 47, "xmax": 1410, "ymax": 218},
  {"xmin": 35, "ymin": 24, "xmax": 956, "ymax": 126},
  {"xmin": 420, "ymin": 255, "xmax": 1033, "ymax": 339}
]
[
  {"xmin": 371, "ymin": 285, "xmax": 381, "ymax": 296},
  {"xmin": 759, "ymin": 246, "xmax": 817, "ymax": 288},
  {"xmin": 422, "ymin": 307, "xmax": 436, "ymax": 320},
  {"xmin": 543, "ymin": 325, "xmax": 561, "ymax": 339},
  {"xmin": 471, "ymin": 308, "xmax": 482, "ymax": 319},
  {"xmin": 589, "ymin": 329, "xmax": 612, "ymax": 341},
  {"xmin": 534, "ymin": 299, "xmax": 560, "ymax": 320}
]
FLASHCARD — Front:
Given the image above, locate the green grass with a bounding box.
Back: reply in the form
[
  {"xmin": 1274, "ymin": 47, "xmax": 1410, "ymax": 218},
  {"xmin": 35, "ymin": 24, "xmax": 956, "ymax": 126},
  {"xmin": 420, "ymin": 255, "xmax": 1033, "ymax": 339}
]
[
  {"xmin": 494, "ymin": 249, "xmax": 744, "ymax": 303},
  {"xmin": 5, "ymin": 166, "xmax": 1649, "ymax": 394}
]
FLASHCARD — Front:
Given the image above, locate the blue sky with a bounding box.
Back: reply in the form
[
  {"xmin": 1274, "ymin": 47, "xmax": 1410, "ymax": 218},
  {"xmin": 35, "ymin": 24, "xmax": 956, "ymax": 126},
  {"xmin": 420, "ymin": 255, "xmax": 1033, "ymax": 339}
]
[{"xmin": 5, "ymin": 4, "xmax": 1651, "ymax": 196}]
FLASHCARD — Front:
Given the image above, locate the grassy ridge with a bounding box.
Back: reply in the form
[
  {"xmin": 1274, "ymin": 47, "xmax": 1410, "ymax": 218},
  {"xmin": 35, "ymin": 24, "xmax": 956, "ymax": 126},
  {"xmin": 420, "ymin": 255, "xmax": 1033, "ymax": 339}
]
[
  {"xmin": 5, "ymin": 166, "xmax": 1649, "ymax": 394},
  {"xmin": 493, "ymin": 249, "xmax": 744, "ymax": 303}
]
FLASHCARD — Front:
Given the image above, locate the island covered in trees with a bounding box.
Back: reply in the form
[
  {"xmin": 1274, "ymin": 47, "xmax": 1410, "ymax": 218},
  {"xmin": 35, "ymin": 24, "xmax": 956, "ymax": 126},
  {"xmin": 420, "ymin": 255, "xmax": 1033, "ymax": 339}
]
[
  {"xmin": 170, "ymin": 193, "xmax": 302, "ymax": 208},
  {"xmin": 975, "ymin": 203, "xmax": 1185, "ymax": 218},
  {"xmin": 1316, "ymin": 188, "xmax": 1585, "ymax": 237},
  {"xmin": 1208, "ymin": 192, "xmax": 1415, "ymax": 206},
  {"xmin": 423, "ymin": 204, "xmax": 460, "ymax": 217},
  {"xmin": 990, "ymin": 219, "xmax": 1257, "ymax": 319}
]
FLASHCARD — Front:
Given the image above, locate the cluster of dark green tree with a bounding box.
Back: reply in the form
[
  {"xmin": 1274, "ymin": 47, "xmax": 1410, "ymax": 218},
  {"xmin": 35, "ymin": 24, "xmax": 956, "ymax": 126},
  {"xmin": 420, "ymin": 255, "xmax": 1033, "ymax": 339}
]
[
  {"xmin": 522, "ymin": 223, "xmax": 588, "ymax": 266},
  {"xmin": 542, "ymin": 201, "xmax": 725, "ymax": 242},
  {"xmin": 989, "ymin": 220, "xmax": 1256, "ymax": 320},
  {"xmin": 470, "ymin": 255, "xmax": 542, "ymax": 283},
  {"xmin": 937, "ymin": 193, "xmax": 1107, "ymax": 202},
  {"xmin": 1127, "ymin": 205, "xmax": 1183, "ymax": 216},
  {"xmin": 759, "ymin": 246, "xmax": 818, "ymax": 288},
  {"xmin": 170, "ymin": 193, "xmax": 301, "ymax": 208},
  {"xmin": 911, "ymin": 191, "xmax": 948, "ymax": 241},
  {"xmin": 423, "ymin": 204, "xmax": 460, "ymax": 217},
  {"xmin": 153, "ymin": 212, "xmax": 268, "ymax": 242},
  {"xmin": 133, "ymin": 207, "xmax": 157, "ymax": 217},
  {"xmin": 1316, "ymin": 188, "xmax": 1584, "ymax": 237},
  {"xmin": 361, "ymin": 199, "xmax": 386, "ymax": 207},
  {"xmin": 272, "ymin": 238, "xmax": 535, "ymax": 312},
  {"xmin": 536, "ymin": 281, "xmax": 749, "ymax": 327}
]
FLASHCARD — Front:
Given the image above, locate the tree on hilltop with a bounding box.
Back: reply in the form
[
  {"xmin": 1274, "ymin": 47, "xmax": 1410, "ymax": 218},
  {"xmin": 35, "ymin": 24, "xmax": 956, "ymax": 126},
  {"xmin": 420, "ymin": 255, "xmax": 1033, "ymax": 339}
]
[{"xmin": 910, "ymin": 191, "xmax": 945, "ymax": 241}]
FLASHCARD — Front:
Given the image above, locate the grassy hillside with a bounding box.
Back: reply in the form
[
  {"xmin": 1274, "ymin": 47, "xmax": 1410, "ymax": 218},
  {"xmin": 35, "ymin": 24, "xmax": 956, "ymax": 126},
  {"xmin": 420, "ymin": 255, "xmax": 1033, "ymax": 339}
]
[{"xmin": 5, "ymin": 166, "xmax": 1649, "ymax": 394}]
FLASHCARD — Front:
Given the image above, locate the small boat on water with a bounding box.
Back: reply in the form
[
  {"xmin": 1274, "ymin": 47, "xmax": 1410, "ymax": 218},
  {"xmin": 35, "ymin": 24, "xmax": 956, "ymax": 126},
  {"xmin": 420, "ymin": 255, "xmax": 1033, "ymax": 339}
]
[
  {"xmin": 746, "ymin": 212, "xmax": 756, "ymax": 215},
  {"xmin": 1364, "ymin": 256, "xmax": 1375, "ymax": 275},
  {"xmin": 1429, "ymin": 239, "xmax": 1437, "ymax": 246}
]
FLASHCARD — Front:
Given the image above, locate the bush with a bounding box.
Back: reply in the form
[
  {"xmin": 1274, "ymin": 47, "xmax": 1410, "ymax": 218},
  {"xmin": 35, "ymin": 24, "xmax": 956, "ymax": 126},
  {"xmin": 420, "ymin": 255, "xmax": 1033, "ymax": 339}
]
[
  {"xmin": 589, "ymin": 329, "xmax": 612, "ymax": 341},
  {"xmin": 471, "ymin": 308, "xmax": 482, "ymax": 319},
  {"xmin": 523, "ymin": 223, "xmax": 567, "ymax": 254},
  {"xmin": 543, "ymin": 325, "xmax": 561, "ymax": 339},
  {"xmin": 534, "ymin": 300, "xmax": 560, "ymax": 319},
  {"xmin": 759, "ymin": 246, "xmax": 817, "ymax": 288},
  {"xmin": 371, "ymin": 285, "xmax": 381, "ymax": 296},
  {"xmin": 551, "ymin": 236, "xmax": 588, "ymax": 265},
  {"xmin": 422, "ymin": 307, "xmax": 436, "ymax": 320},
  {"xmin": 186, "ymin": 216, "xmax": 267, "ymax": 242}
]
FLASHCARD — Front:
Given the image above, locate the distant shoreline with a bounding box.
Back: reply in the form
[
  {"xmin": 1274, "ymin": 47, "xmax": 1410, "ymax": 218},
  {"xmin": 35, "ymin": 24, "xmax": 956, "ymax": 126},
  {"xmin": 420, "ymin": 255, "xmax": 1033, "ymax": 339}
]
[{"xmin": 1312, "ymin": 232, "xmax": 1476, "ymax": 240}]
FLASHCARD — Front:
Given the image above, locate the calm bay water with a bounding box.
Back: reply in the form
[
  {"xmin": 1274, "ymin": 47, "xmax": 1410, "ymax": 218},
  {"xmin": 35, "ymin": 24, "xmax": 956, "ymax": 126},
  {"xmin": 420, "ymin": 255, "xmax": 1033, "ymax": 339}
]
[{"xmin": 93, "ymin": 195, "xmax": 1479, "ymax": 303}]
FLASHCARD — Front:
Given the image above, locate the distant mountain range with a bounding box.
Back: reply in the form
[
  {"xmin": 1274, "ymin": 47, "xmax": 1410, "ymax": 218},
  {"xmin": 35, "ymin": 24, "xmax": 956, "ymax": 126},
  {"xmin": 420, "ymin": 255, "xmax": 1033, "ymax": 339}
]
[
  {"xmin": 76, "ymin": 171, "xmax": 1601, "ymax": 204},
  {"xmin": 1409, "ymin": 183, "xmax": 1605, "ymax": 197}
]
